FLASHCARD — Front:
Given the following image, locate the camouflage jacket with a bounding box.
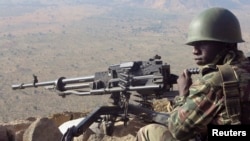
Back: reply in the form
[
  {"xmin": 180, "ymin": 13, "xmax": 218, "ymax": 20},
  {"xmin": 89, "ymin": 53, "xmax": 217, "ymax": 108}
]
[{"xmin": 168, "ymin": 50, "xmax": 250, "ymax": 140}]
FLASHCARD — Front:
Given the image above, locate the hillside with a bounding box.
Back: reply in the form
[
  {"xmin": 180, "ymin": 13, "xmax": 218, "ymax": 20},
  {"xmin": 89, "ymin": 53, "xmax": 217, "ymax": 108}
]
[{"xmin": 0, "ymin": 0, "xmax": 250, "ymax": 124}]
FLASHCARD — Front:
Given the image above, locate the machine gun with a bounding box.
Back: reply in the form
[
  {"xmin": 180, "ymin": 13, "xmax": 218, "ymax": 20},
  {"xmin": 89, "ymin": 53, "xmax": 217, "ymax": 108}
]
[{"xmin": 12, "ymin": 55, "xmax": 186, "ymax": 141}]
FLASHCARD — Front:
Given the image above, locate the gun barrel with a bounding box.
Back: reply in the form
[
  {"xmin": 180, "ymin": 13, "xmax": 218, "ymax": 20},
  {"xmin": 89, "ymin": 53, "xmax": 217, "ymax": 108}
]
[
  {"xmin": 62, "ymin": 75, "xmax": 95, "ymax": 84},
  {"xmin": 59, "ymin": 84, "xmax": 162, "ymax": 95},
  {"xmin": 12, "ymin": 75, "xmax": 95, "ymax": 90},
  {"xmin": 64, "ymin": 83, "xmax": 90, "ymax": 90},
  {"xmin": 12, "ymin": 80, "xmax": 56, "ymax": 90}
]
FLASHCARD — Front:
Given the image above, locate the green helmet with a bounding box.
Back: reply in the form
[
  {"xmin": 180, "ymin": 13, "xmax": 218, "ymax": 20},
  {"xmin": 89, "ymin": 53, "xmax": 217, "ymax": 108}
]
[{"xmin": 186, "ymin": 7, "xmax": 244, "ymax": 46}]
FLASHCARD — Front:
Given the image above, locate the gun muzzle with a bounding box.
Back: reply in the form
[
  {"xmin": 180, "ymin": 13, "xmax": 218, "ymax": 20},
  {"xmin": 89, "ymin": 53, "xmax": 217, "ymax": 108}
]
[{"xmin": 12, "ymin": 84, "xmax": 24, "ymax": 90}]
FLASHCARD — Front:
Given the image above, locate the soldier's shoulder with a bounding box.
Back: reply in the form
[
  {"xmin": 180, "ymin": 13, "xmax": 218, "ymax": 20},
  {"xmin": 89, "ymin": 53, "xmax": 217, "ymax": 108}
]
[
  {"xmin": 200, "ymin": 64, "xmax": 217, "ymax": 75},
  {"xmin": 199, "ymin": 65, "xmax": 222, "ymax": 86}
]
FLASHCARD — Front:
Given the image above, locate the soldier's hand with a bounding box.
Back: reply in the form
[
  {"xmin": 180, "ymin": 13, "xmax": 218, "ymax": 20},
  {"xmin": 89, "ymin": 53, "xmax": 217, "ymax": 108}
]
[{"xmin": 177, "ymin": 69, "xmax": 192, "ymax": 97}]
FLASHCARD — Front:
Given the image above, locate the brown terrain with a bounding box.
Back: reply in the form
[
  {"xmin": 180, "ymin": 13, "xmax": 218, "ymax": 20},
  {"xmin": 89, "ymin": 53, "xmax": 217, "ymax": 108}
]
[{"xmin": 0, "ymin": 0, "xmax": 250, "ymax": 140}]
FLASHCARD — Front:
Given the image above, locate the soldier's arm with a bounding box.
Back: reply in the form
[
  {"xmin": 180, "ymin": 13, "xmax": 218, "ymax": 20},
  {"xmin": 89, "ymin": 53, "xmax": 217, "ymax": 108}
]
[{"xmin": 167, "ymin": 72, "xmax": 224, "ymax": 140}]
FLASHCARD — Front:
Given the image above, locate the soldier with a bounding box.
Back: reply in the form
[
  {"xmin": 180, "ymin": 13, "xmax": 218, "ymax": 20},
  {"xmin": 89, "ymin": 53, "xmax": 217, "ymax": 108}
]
[{"xmin": 136, "ymin": 7, "xmax": 250, "ymax": 141}]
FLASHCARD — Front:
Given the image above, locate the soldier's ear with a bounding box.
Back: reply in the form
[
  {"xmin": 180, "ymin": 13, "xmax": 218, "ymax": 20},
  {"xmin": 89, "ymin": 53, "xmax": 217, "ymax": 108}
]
[{"xmin": 225, "ymin": 43, "xmax": 237, "ymax": 49}]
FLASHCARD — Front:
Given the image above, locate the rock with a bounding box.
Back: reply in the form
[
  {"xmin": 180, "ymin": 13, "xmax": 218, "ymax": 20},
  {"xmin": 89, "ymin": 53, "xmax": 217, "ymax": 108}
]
[
  {"xmin": 0, "ymin": 111, "xmax": 142, "ymax": 141},
  {"xmin": 16, "ymin": 130, "xmax": 25, "ymax": 141},
  {"xmin": 23, "ymin": 117, "xmax": 62, "ymax": 141},
  {"xmin": 2, "ymin": 119, "xmax": 33, "ymax": 135},
  {"xmin": 0, "ymin": 125, "xmax": 9, "ymax": 141},
  {"xmin": 87, "ymin": 133, "xmax": 105, "ymax": 141},
  {"xmin": 48, "ymin": 111, "xmax": 88, "ymax": 127}
]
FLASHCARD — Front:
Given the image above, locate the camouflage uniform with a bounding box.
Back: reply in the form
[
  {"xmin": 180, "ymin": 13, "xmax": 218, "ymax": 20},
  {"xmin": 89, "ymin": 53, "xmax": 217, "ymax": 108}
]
[{"xmin": 136, "ymin": 50, "xmax": 250, "ymax": 141}]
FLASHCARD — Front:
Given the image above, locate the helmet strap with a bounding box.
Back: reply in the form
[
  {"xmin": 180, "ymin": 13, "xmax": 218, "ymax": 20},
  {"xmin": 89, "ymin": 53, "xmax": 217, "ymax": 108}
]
[{"xmin": 223, "ymin": 50, "xmax": 237, "ymax": 64}]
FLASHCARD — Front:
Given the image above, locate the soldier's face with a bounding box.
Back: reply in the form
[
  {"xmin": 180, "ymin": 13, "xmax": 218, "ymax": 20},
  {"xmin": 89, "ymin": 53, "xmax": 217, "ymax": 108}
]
[{"xmin": 192, "ymin": 41, "xmax": 225, "ymax": 66}]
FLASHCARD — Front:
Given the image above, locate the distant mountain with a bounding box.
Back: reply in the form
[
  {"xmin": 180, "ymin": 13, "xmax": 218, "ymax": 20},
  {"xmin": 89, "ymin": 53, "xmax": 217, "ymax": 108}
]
[
  {"xmin": 143, "ymin": 0, "xmax": 250, "ymax": 11},
  {"xmin": 2, "ymin": 0, "xmax": 250, "ymax": 11},
  {"xmin": 0, "ymin": 0, "xmax": 249, "ymax": 18},
  {"xmin": 109, "ymin": 0, "xmax": 250, "ymax": 12}
]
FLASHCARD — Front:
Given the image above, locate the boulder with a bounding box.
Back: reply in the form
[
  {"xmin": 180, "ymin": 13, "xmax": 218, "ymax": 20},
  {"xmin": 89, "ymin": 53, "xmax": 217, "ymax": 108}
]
[{"xmin": 23, "ymin": 117, "xmax": 62, "ymax": 141}]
